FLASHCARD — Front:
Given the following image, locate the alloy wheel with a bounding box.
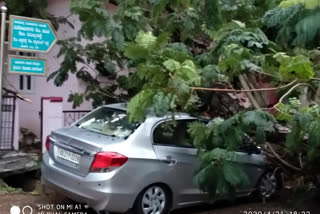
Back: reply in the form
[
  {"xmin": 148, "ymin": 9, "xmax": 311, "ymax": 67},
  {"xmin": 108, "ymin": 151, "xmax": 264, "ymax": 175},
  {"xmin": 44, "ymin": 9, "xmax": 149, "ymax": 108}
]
[
  {"xmin": 259, "ymin": 172, "xmax": 277, "ymax": 199},
  {"xmin": 141, "ymin": 186, "xmax": 166, "ymax": 214}
]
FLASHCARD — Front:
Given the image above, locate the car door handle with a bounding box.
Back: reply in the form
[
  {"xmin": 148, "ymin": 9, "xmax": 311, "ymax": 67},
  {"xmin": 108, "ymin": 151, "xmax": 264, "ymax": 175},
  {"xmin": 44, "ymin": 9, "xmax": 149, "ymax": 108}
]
[{"xmin": 160, "ymin": 159, "xmax": 177, "ymax": 165}]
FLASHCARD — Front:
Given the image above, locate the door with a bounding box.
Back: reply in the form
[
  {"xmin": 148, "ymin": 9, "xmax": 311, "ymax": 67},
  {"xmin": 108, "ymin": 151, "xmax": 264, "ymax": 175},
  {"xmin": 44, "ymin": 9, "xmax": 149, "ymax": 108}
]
[
  {"xmin": 152, "ymin": 119, "xmax": 206, "ymax": 205},
  {"xmin": 234, "ymin": 143, "xmax": 266, "ymax": 194},
  {"xmin": 0, "ymin": 96, "xmax": 16, "ymax": 150}
]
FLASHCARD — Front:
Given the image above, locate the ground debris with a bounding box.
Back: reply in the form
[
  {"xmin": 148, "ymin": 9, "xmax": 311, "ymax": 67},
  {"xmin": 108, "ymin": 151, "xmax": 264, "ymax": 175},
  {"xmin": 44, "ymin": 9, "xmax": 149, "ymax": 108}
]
[
  {"xmin": 0, "ymin": 179, "xmax": 23, "ymax": 194},
  {"xmin": 0, "ymin": 151, "xmax": 39, "ymax": 177}
]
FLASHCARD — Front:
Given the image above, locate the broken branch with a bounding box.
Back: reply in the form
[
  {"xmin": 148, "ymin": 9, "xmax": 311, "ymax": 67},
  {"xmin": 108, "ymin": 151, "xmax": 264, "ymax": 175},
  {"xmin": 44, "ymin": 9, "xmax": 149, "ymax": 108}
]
[
  {"xmin": 190, "ymin": 80, "xmax": 297, "ymax": 93},
  {"xmin": 266, "ymin": 142, "xmax": 302, "ymax": 172}
]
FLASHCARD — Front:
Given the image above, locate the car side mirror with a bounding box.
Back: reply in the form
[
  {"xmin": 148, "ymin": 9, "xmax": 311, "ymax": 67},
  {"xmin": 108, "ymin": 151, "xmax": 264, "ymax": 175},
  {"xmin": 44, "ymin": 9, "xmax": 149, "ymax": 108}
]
[{"xmin": 240, "ymin": 144, "xmax": 261, "ymax": 155}]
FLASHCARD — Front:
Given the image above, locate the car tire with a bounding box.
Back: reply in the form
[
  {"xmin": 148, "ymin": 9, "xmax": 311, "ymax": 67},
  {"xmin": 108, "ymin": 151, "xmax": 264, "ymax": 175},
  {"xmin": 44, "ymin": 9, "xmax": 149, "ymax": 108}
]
[
  {"xmin": 133, "ymin": 184, "xmax": 171, "ymax": 214},
  {"xmin": 256, "ymin": 171, "xmax": 282, "ymax": 200}
]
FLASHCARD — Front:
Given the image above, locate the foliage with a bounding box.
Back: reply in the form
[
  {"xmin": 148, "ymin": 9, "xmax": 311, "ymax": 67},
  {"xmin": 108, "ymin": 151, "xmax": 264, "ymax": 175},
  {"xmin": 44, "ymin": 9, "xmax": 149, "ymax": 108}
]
[
  {"xmin": 189, "ymin": 111, "xmax": 275, "ymax": 195},
  {"xmin": 50, "ymin": 0, "xmax": 320, "ymax": 196},
  {"xmin": 276, "ymin": 97, "xmax": 302, "ymax": 121},
  {"xmin": 263, "ymin": 1, "xmax": 320, "ymax": 48},
  {"xmin": 5, "ymin": 0, "xmax": 70, "ymax": 29},
  {"xmin": 49, "ymin": 0, "xmax": 274, "ymax": 108},
  {"xmin": 286, "ymin": 110, "xmax": 320, "ymax": 161},
  {"xmin": 125, "ymin": 31, "xmax": 201, "ymax": 121},
  {"xmin": 189, "ymin": 111, "xmax": 275, "ymax": 150},
  {"xmin": 198, "ymin": 27, "xmax": 277, "ymax": 81},
  {"xmin": 47, "ymin": 37, "xmax": 127, "ymax": 108},
  {"xmin": 5, "ymin": 0, "xmax": 49, "ymax": 17},
  {"xmin": 275, "ymin": 97, "xmax": 320, "ymax": 177},
  {"xmin": 200, "ymin": 65, "xmax": 229, "ymax": 87},
  {"xmin": 193, "ymin": 148, "xmax": 249, "ymax": 196},
  {"xmin": 0, "ymin": 179, "xmax": 23, "ymax": 194},
  {"xmin": 273, "ymin": 53, "xmax": 314, "ymax": 81},
  {"xmin": 218, "ymin": 44, "xmax": 253, "ymax": 76},
  {"xmin": 214, "ymin": 28, "xmax": 270, "ymax": 56},
  {"xmin": 280, "ymin": 0, "xmax": 320, "ymax": 9}
]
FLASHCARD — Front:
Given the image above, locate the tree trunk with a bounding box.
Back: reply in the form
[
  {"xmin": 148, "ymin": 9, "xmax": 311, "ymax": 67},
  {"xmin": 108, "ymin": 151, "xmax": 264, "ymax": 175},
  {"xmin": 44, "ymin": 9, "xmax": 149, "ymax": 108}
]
[
  {"xmin": 239, "ymin": 74, "xmax": 260, "ymax": 109},
  {"xmin": 245, "ymin": 74, "xmax": 267, "ymax": 107},
  {"xmin": 198, "ymin": 84, "xmax": 245, "ymax": 118},
  {"xmin": 299, "ymin": 86, "xmax": 309, "ymax": 108}
]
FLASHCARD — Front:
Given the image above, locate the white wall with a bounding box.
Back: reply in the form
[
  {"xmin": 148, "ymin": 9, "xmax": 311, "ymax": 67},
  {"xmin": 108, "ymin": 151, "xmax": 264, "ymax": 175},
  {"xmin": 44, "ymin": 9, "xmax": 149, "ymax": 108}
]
[
  {"xmin": 41, "ymin": 98, "xmax": 63, "ymax": 153},
  {"xmin": 3, "ymin": 0, "xmax": 92, "ymax": 138},
  {"xmin": 13, "ymin": 99, "xmax": 19, "ymax": 150}
]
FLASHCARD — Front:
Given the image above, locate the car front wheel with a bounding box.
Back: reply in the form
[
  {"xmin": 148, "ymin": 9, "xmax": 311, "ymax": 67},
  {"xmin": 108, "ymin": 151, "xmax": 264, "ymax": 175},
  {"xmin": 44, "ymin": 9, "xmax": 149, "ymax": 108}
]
[
  {"xmin": 257, "ymin": 171, "xmax": 281, "ymax": 199},
  {"xmin": 133, "ymin": 184, "xmax": 170, "ymax": 214}
]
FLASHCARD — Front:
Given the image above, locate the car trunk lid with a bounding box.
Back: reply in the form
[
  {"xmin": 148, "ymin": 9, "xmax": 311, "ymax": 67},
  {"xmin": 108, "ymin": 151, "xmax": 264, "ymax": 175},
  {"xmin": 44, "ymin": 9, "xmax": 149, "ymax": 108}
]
[{"xmin": 48, "ymin": 126, "xmax": 124, "ymax": 177}]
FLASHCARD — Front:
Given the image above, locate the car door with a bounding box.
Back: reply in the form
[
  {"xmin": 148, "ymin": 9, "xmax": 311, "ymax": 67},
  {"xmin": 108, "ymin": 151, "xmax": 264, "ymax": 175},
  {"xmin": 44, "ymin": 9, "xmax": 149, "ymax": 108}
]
[
  {"xmin": 152, "ymin": 119, "xmax": 206, "ymax": 205},
  {"xmin": 234, "ymin": 143, "xmax": 266, "ymax": 194}
]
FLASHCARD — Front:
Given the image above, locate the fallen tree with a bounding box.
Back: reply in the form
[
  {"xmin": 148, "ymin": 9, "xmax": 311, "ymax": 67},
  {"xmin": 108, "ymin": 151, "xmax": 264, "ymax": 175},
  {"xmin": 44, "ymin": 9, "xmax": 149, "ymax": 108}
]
[{"xmin": 47, "ymin": 0, "xmax": 320, "ymax": 196}]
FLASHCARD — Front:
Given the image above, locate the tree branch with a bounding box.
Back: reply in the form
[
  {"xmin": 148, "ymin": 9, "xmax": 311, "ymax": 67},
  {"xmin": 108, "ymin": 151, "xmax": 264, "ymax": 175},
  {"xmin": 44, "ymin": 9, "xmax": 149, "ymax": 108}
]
[
  {"xmin": 277, "ymin": 83, "xmax": 315, "ymax": 105},
  {"xmin": 266, "ymin": 142, "xmax": 302, "ymax": 172},
  {"xmin": 250, "ymin": 69, "xmax": 281, "ymax": 79},
  {"xmin": 96, "ymin": 89, "xmax": 118, "ymax": 100},
  {"xmin": 299, "ymin": 153, "xmax": 304, "ymax": 169},
  {"xmin": 190, "ymin": 79, "xmax": 297, "ymax": 93}
]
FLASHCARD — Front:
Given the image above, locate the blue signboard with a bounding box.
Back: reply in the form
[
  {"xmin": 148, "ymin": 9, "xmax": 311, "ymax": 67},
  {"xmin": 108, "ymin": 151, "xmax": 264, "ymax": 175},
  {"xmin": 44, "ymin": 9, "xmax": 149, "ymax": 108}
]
[
  {"xmin": 9, "ymin": 15, "xmax": 57, "ymax": 53},
  {"xmin": 8, "ymin": 56, "xmax": 46, "ymax": 76}
]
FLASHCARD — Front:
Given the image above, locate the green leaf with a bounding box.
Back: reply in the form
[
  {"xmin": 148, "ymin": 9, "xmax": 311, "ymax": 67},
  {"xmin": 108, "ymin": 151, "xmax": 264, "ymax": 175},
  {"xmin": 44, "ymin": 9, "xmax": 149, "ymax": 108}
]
[
  {"xmin": 307, "ymin": 120, "xmax": 320, "ymax": 160},
  {"xmin": 169, "ymin": 43, "xmax": 193, "ymax": 57},
  {"xmin": 286, "ymin": 112, "xmax": 313, "ymax": 152},
  {"xmin": 203, "ymin": 0, "xmax": 222, "ymax": 30},
  {"xmin": 163, "ymin": 59, "xmax": 181, "ymax": 72},
  {"xmin": 276, "ymin": 54, "xmax": 314, "ymax": 81},
  {"xmin": 47, "ymin": 70, "xmax": 59, "ymax": 82},
  {"xmin": 188, "ymin": 121, "xmax": 208, "ymax": 149},
  {"xmin": 280, "ymin": 0, "xmax": 320, "ymax": 9},
  {"xmin": 150, "ymin": 0, "xmax": 170, "ymax": 19},
  {"xmin": 218, "ymin": 43, "xmax": 253, "ymax": 75},
  {"xmin": 127, "ymin": 89, "xmax": 154, "ymax": 122},
  {"xmin": 200, "ymin": 64, "xmax": 228, "ymax": 85},
  {"xmin": 155, "ymin": 32, "xmax": 171, "ymax": 48},
  {"xmin": 124, "ymin": 44, "xmax": 149, "ymax": 59},
  {"xmin": 177, "ymin": 60, "xmax": 201, "ymax": 85},
  {"xmin": 135, "ymin": 31, "xmax": 157, "ymax": 49},
  {"xmin": 223, "ymin": 162, "xmax": 249, "ymax": 187},
  {"xmin": 151, "ymin": 91, "xmax": 172, "ymax": 116},
  {"xmin": 68, "ymin": 93, "xmax": 84, "ymax": 109},
  {"xmin": 111, "ymin": 30, "xmax": 125, "ymax": 50},
  {"xmin": 231, "ymin": 20, "xmax": 246, "ymax": 28}
]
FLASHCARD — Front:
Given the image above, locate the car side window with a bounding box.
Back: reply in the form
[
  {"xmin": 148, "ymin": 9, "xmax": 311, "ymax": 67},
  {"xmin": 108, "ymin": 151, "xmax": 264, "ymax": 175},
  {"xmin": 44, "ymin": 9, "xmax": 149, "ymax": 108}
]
[
  {"xmin": 153, "ymin": 120, "xmax": 195, "ymax": 148},
  {"xmin": 238, "ymin": 135, "xmax": 261, "ymax": 154}
]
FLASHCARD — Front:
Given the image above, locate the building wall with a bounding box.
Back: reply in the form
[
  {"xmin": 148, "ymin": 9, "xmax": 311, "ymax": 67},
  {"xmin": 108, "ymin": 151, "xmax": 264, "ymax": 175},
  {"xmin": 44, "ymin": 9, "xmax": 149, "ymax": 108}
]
[{"xmin": 3, "ymin": 0, "xmax": 92, "ymax": 138}]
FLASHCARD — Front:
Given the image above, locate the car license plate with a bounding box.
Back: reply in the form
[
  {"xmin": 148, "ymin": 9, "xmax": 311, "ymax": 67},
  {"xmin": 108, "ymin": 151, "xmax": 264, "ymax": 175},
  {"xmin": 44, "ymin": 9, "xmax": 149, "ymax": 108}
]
[{"xmin": 56, "ymin": 147, "xmax": 80, "ymax": 164}]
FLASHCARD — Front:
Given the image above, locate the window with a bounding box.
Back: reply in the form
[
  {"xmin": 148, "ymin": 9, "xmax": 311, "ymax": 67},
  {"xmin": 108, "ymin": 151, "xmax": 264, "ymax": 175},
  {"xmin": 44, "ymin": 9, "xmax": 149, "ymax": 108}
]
[
  {"xmin": 153, "ymin": 120, "xmax": 195, "ymax": 148},
  {"xmin": 16, "ymin": 52, "xmax": 35, "ymax": 93},
  {"xmin": 19, "ymin": 75, "xmax": 34, "ymax": 93},
  {"xmin": 76, "ymin": 107, "xmax": 140, "ymax": 138},
  {"xmin": 238, "ymin": 135, "xmax": 261, "ymax": 154}
]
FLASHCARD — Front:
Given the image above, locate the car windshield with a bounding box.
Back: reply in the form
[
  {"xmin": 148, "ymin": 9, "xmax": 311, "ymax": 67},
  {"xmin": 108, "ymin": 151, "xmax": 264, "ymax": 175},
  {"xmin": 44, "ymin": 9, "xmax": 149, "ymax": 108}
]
[{"xmin": 76, "ymin": 107, "xmax": 139, "ymax": 138}]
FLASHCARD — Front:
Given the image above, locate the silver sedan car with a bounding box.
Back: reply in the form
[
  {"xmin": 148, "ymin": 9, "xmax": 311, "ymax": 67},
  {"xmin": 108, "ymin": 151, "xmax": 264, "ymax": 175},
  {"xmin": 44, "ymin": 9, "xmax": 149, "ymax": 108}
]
[{"xmin": 41, "ymin": 103, "xmax": 281, "ymax": 214}]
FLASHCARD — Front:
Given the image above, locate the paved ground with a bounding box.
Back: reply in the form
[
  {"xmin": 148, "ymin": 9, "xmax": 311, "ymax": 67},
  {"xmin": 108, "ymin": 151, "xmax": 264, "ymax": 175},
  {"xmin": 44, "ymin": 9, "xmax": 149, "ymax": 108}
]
[
  {"xmin": 0, "ymin": 181, "xmax": 318, "ymax": 214},
  {"xmin": 0, "ymin": 191, "xmax": 290, "ymax": 214}
]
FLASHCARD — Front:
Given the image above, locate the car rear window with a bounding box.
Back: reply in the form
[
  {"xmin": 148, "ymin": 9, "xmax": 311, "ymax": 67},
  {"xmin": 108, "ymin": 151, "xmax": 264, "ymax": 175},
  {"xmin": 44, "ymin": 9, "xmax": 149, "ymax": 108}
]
[{"xmin": 76, "ymin": 107, "xmax": 139, "ymax": 138}]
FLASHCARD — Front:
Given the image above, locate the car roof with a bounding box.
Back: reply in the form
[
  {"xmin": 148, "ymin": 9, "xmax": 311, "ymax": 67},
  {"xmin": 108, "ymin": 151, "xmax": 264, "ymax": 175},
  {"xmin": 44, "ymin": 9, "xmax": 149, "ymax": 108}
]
[
  {"xmin": 105, "ymin": 103, "xmax": 127, "ymax": 111},
  {"xmin": 104, "ymin": 103, "xmax": 196, "ymax": 119}
]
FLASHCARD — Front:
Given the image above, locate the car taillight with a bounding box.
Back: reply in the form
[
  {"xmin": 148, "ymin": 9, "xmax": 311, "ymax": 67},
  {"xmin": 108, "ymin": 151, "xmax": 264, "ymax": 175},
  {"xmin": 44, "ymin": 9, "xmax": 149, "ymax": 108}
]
[
  {"xmin": 45, "ymin": 136, "xmax": 51, "ymax": 151},
  {"xmin": 90, "ymin": 152, "xmax": 128, "ymax": 172}
]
